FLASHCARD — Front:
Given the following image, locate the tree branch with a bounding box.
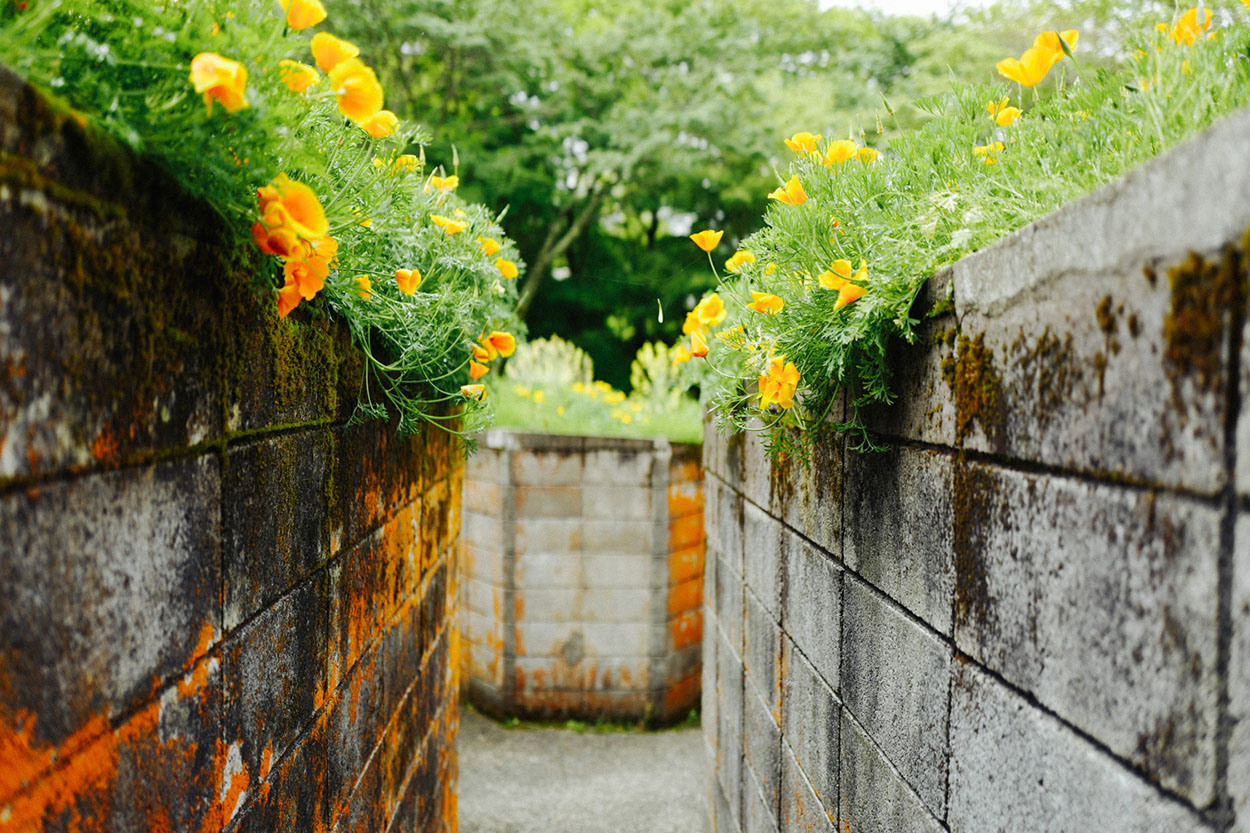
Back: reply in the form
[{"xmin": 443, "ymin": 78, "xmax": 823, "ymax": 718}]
[{"xmin": 515, "ymin": 184, "xmax": 609, "ymax": 319}]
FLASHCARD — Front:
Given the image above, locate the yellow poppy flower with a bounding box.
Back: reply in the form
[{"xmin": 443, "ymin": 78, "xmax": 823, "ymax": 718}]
[
  {"xmin": 427, "ymin": 175, "xmax": 460, "ymax": 192},
  {"xmin": 767, "ymin": 175, "xmax": 807, "ymax": 206},
  {"xmin": 361, "ymin": 110, "xmax": 398, "ymax": 138},
  {"xmin": 328, "ymin": 58, "xmax": 384, "ymax": 124},
  {"xmin": 784, "ymin": 132, "xmax": 822, "ymax": 155},
  {"xmin": 281, "ymin": 0, "xmax": 326, "ymax": 30},
  {"xmin": 469, "ymin": 360, "xmax": 490, "ymax": 380},
  {"xmin": 1168, "ymin": 8, "xmax": 1212, "ymax": 46},
  {"xmin": 254, "ymin": 173, "xmax": 329, "ymax": 254},
  {"xmin": 189, "ymin": 52, "xmax": 248, "ymax": 114},
  {"xmin": 691, "ymin": 329, "xmax": 709, "ymax": 358},
  {"xmin": 817, "ymin": 259, "xmax": 868, "ymax": 310},
  {"xmin": 279, "ymin": 60, "xmax": 320, "ymax": 93},
  {"xmin": 998, "ymin": 30, "xmax": 1076, "ymax": 87},
  {"xmin": 461, "ymin": 384, "xmax": 486, "ymax": 401},
  {"xmin": 824, "ymin": 140, "xmax": 858, "ymax": 166},
  {"xmin": 395, "ymin": 268, "xmax": 422, "ymax": 294},
  {"xmin": 689, "ymin": 229, "xmax": 724, "ymax": 252},
  {"xmin": 283, "ymin": 236, "xmax": 337, "ymax": 301},
  {"xmin": 478, "ymin": 237, "xmax": 502, "ymax": 257},
  {"xmin": 692, "ymin": 293, "xmax": 727, "ymax": 328},
  {"xmin": 758, "ymin": 355, "xmax": 800, "ymax": 410},
  {"xmin": 430, "ymin": 214, "xmax": 467, "ymax": 234},
  {"xmin": 393, "ymin": 154, "xmax": 419, "ymax": 173},
  {"xmin": 496, "ymin": 258, "xmax": 519, "ymax": 279},
  {"xmin": 671, "ymin": 346, "xmax": 692, "ymax": 366},
  {"xmin": 310, "ymin": 32, "xmax": 360, "ymax": 72},
  {"xmin": 856, "ymin": 146, "xmax": 880, "ymax": 164},
  {"xmin": 725, "ymin": 250, "xmax": 756, "ymax": 273},
  {"xmin": 485, "ymin": 331, "xmax": 516, "ymax": 358},
  {"xmin": 996, "ymin": 106, "xmax": 1023, "ymax": 127},
  {"xmin": 354, "ymin": 274, "xmax": 372, "ymax": 299},
  {"xmin": 973, "ymin": 141, "xmax": 1005, "ymax": 165},
  {"xmin": 747, "ymin": 291, "xmax": 784, "ymax": 315},
  {"xmin": 277, "ymin": 279, "xmax": 303, "ymax": 319}
]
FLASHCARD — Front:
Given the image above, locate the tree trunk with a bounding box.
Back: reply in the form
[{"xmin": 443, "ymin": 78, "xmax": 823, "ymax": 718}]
[{"xmin": 515, "ymin": 185, "xmax": 608, "ymax": 319}]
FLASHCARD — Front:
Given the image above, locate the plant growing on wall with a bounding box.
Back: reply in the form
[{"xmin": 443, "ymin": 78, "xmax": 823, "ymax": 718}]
[
  {"xmin": 687, "ymin": 4, "xmax": 1250, "ymax": 459},
  {"xmin": 0, "ymin": 0, "xmax": 524, "ymax": 439}
]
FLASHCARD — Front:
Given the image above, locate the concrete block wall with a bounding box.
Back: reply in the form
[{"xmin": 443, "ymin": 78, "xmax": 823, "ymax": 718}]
[
  {"xmin": 703, "ymin": 105, "xmax": 1250, "ymax": 833},
  {"xmin": 0, "ymin": 67, "xmax": 461, "ymax": 832},
  {"xmin": 460, "ymin": 430, "xmax": 704, "ymax": 723}
]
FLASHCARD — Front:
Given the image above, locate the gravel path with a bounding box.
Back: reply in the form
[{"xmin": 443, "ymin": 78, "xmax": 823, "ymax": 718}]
[{"xmin": 457, "ymin": 708, "xmax": 708, "ymax": 833}]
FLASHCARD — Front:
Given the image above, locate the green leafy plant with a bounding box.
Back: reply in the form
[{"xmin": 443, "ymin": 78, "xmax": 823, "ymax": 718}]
[
  {"xmin": 489, "ymin": 336, "xmax": 704, "ymax": 443},
  {"xmin": 692, "ymin": 4, "xmax": 1250, "ymax": 458},
  {"xmin": 0, "ymin": 0, "xmax": 525, "ymax": 440}
]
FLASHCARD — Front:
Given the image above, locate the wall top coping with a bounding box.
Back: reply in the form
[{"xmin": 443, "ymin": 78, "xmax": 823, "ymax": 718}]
[
  {"xmin": 477, "ymin": 429, "xmax": 701, "ymax": 457},
  {"xmin": 952, "ymin": 104, "xmax": 1250, "ymax": 321}
]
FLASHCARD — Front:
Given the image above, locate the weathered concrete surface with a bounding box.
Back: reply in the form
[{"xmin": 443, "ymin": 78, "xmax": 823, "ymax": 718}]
[
  {"xmin": 704, "ymin": 104, "xmax": 1250, "ymax": 832},
  {"xmin": 456, "ymin": 708, "xmax": 706, "ymax": 833},
  {"xmin": 460, "ymin": 430, "xmax": 705, "ymax": 724},
  {"xmin": 0, "ymin": 66, "xmax": 462, "ymax": 833}
]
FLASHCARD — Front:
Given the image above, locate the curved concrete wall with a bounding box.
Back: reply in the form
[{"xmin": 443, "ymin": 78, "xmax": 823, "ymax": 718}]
[
  {"xmin": 0, "ymin": 67, "xmax": 461, "ymax": 833},
  {"xmin": 702, "ymin": 105, "xmax": 1250, "ymax": 833},
  {"xmin": 460, "ymin": 430, "xmax": 704, "ymax": 724}
]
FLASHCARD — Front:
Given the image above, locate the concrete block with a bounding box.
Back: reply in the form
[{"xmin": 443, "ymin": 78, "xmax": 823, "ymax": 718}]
[
  {"xmin": 844, "ymin": 445, "xmax": 955, "ymax": 635},
  {"xmin": 582, "ymin": 519, "xmax": 655, "ymax": 554},
  {"xmin": 711, "ymin": 772, "xmax": 742, "ymax": 833},
  {"xmin": 222, "ymin": 575, "xmax": 331, "ymax": 782},
  {"xmin": 716, "ymin": 481, "xmax": 746, "ymax": 578},
  {"xmin": 952, "ymin": 461, "xmax": 1221, "ymax": 804},
  {"xmin": 1240, "ymin": 307, "xmax": 1250, "ymax": 496},
  {"xmin": 465, "ymin": 444, "xmax": 509, "ymax": 485},
  {"xmin": 717, "ymin": 553, "xmax": 745, "ymax": 658},
  {"xmin": 740, "ymin": 426, "xmax": 773, "ymax": 513},
  {"xmin": 743, "ymin": 502, "xmax": 785, "ymax": 621},
  {"xmin": 583, "ymin": 448, "xmax": 658, "ymax": 486},
  {"xmin": 780, "ymin": 640, "xmax": 839, "ymax": 813},
  {"xmin": 513, "ymin": 587, "xmax": 580, "ymax": 624},
  {"xmin": 582, "ymin": 587, "xmax": 652, "ymax": 623},
  {"xmin": 584, "ymin": 552, "xmax": 652, "ymax": 588},
  {"xmin": 703, "ymin": 608, "xmax": 720, "ymax": 753},
  {"xmin": 515, "ymin": 518, "xmax": 583, "ymax": 556},
  {"xmin": 0, "ymin": 456, "xmax": 221, "ymax": 742},
  {"xmin": 462, "ymin": 510, "xmax": 505, "ymax": 553},
  {"xmin": 1231, "ymin": 513, "xmax": 1250, "ymax": 832},
  {"xmin": 718, "ymin": 626, "xmax": 746, "ymax": 831},
  {"xmin": 583, "ymin": 621, "xmax": 652, "ymax": 657},
  {"xmin": 953, "ymin": 239, "xmax": 1239, "ymax": 497},
  {"xmin": 463, "ymin": 576, "xmax": 503, "ymax": 619},
  {"xmin": 841, "ymin": 576, "xmax": 950, "ymax": 817},
  {"xmin": 512, "ymin": 655, "xmax": 650, "ymax": 693},
  {"xmin": 462, "ymin": 477, "xmax": 503, "ymax": 515},
  {"xmin": 773, "ymin": 434, "xmax": 842, "ymax": 555},
  {"xmin": 511, "ymin": 446, "xmax": 584, "ymax": 486},
  {"xmin": 514, "ymin": 551, "xmax": 580, "ymax": 588},
  {"xmin": 222, "ymin": 431, "xmax": 331, "ymax": 630},
  {"xmin": 862, "ymin": 271, "xmax": 959, "ymax": 447},
  {"xmin": 669, "ymin": 543, "xmax": 706, "ymax": 587},
  {"xmin": 515, "ymin": 484, "xmax": 582, "ymax": 518},
  {"xmin": 582, "ymin": 484, "xmax": 654, "ymax": 521},
  {"xmin": 330, "ymin": 420, "xmax": 425, "ymax": 550},
  {"xmin": 839, "ymin": 710, "xmax": 945, "ymax": 833},
  {"xmin": 744, "ymin": 680, "xmax": 781, "ymax": 827},
  {"xmin": 744, "ymin": 766, "xmax": 780, "ymax": 833},
  {"xmin": 783, "ymin": 534, "xmax": 841, "ymax": 691},
  {"xmin": 779, "ymin": 740, "xmax": 837, "ymax": 833},
  {"xmin": 745, "ymin": 588, "xmax": 782, "ymax": 714},
  {"xmin": 949, "ymin": 662, "xmax": 1210, "ymax": 833}
]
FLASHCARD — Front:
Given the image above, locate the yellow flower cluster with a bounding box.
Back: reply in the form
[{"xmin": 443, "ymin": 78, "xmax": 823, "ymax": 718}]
[
  {"xmin": 469, "ymin": 330, "xmax": 517, "ymax": 380},
  {"xmin": 997, "ymin": 30, "xmax": 1078, "ymax": 87},
  {"xmin": 190, "ymin": 3, "xmax": 394, "ymax": 137},
  {"xmin": 250, "ymin": 174, "xmax": 335, "ymax": 318}
]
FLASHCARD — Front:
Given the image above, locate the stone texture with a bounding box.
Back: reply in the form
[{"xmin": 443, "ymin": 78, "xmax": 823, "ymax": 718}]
[
  {"xmin": 779, "ymin": 741, "xmax": 837, "ymax": 833},
  {"xmin": 0, "ymin": 457, "xmax": 221, "ymax": 742},
  {"xmin": 844, "ymin": 445, "xmax": 954, "ymax": 635},
  {"xmin": 949, "ymin": 663, "xmax": 1211, "ymax": 833},
  {"xmin": 780, "ymin": 640, "xmax": 838, "ymax": 815},
  {"xmin": 1232, "ymin": 513, "xmax": 1250, "ymax": 833},
  {"xmin": 743, "ymin": 502, "xmax": 785, "ymax": 621},
  {"xmin": 952, "ymin": 461, "xmax": 1221, "ymax": 805},
  {"xmin": 0, "ymin": 69, "xmax": 462, "ymax": 833},
  {"xmin": 717, "ymin": 625, "xmax": 746, "ymax": 832},
  {"xmin": 840, "ymin": 576, "xmax": 950, "ymax": 817},
  {"xmin": 783, "ymin": 534, "xmax": 841, "ymax": 691},
  {"xmin": 743, "ymin": 682, "xmax": 781, "ymax": 829},
  {"xmin": 839, "ymin": 711, "xmax": 945, "ymax": 833}
]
